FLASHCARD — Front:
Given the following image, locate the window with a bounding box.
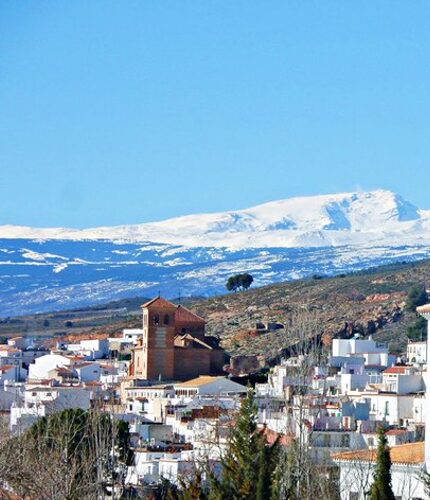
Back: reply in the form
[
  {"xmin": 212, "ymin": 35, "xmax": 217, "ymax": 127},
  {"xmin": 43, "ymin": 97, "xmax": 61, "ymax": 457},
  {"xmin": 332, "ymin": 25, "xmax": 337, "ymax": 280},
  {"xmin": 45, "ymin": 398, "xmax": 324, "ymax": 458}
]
[
  {"xmin": 153, "ymin": 314, "xmax": 160, "ymax": 325},
  {"xmin": 164, "ymin": 314, "xmax": 170, "ymax": 325},
  {"xmin": 341, "ymin": 434, "xmax": 350, "ymax": 448}
]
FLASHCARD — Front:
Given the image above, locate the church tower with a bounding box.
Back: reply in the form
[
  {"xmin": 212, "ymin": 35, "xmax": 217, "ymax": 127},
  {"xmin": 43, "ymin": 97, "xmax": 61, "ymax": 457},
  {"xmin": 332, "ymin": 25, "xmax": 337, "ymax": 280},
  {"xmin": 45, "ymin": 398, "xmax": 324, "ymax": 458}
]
[{"xmin": 140, "ymin": 297, "xmax": 177, "ymax": 380}]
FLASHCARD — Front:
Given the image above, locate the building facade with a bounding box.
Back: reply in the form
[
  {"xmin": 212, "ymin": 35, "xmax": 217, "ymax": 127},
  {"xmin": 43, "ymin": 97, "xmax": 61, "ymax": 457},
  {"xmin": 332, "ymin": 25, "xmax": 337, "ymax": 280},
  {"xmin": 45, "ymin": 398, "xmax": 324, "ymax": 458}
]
[{"xmin": 130, "ymin": 297, "xmax": 227, "ymax": 381}]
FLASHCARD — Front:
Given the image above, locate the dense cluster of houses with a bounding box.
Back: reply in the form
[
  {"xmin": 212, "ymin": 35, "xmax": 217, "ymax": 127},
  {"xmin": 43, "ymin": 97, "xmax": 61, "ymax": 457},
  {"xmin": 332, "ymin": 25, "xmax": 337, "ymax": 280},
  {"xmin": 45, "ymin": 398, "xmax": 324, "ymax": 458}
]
[{"xmin": 0, "ymin": 296, "xmax": 430, "ymax": 499}]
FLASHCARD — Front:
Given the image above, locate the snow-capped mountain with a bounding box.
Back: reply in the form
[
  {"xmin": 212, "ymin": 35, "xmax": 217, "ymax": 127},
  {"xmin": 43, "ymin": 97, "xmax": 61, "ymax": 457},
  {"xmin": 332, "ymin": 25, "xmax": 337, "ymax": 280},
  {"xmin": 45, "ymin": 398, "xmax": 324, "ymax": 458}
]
[
  {"xmin": 1, "ymin": 190, "xmax": 430, "ymax": 316},
  {"xmin": 1, "ymin": 190, "xmax": 430, "ymax": 249}
]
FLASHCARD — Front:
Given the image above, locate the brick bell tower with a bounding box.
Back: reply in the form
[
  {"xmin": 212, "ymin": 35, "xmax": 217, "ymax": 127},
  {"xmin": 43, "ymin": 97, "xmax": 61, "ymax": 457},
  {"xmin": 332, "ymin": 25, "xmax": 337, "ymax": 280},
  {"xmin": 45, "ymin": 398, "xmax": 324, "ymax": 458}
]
[{"xmin": 139, "ymin": 296, "xmax": 177, "ymax": 380}]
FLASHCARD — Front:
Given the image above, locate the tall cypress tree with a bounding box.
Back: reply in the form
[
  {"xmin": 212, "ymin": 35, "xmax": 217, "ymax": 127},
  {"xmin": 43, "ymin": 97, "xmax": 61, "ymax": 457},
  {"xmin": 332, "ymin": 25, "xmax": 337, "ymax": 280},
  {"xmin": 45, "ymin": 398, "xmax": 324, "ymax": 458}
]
[
  {"xmin": 369, "ymin": 428, "xmax": 395, "ymax": 500},
  {"xmin": 209, "ymin": 389, "xmax": 277, "ymax": 500}
]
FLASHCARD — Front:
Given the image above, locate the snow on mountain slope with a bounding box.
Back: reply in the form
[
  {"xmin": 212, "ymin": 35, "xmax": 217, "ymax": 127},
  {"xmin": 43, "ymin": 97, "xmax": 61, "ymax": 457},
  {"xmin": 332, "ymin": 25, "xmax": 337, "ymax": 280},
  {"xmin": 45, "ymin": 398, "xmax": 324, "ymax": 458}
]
[
  {"xmin": 1, "ymin": 190, "xmax": 429, "ymax": 249},
  {"xmin": 1, "ymin": 190, "xmax": 430, "ymax": 316}
]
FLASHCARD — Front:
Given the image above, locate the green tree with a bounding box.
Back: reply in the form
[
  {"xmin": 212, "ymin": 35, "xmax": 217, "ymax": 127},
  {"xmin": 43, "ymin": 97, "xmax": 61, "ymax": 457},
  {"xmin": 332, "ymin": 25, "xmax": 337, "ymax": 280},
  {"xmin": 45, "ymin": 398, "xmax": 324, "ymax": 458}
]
[
  {"xmin": 406, "ymin": 284, "xmax": 428, "ymax": 312},
  {"xmin": 407, "ymin": 316, "xmax": 427, "ymax": 341},
  {"xmin": 226, "ymin": 275, "xmax": 239, "ymax": 292},
  {"xmin": 239, "ymin": 273, "xmax": 254, "ymax": 290},
  {"xmin": 369, "ymin": 428, "xmax": 395, "ymax": 500},
  {"xmin": 226, "ymin": 273, "xmax": 254, "ymax": 292},
  {"xmin": 209, "ymin": 389, "xmax": 278, "ymax": 500}
]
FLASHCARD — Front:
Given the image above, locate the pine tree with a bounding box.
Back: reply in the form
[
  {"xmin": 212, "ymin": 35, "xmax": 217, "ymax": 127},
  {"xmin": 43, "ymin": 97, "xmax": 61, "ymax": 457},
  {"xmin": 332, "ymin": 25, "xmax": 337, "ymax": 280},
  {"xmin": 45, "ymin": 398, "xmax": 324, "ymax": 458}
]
[
  {"xmin": 406, "ymin": 283, "xmax": 428, "ymax": 311},
  {"xmin": 209, "ymin": 389, "xmax": 277, "ymax": 500},
  {"xmin": 369, "ymin": 428, "xmax": 395, "ymax": 500}
]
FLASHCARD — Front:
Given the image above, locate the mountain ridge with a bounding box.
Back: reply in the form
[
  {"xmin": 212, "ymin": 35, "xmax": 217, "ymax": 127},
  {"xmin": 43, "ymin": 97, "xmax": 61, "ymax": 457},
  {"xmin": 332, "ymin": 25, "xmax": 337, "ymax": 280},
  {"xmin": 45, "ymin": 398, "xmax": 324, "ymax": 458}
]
[
  {"xmin": 2, "ymin": 189, "xmax": 430, "ymax": 249},
  {"xmin": 1, "ymin": 189, "xmax": 430, "ymax": 316}
]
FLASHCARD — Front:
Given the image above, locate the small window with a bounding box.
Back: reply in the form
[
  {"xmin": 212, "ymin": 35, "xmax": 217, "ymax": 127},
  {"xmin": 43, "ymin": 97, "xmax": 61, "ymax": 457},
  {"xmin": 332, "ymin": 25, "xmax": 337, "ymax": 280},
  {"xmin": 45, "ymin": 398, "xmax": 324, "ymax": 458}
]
[
  {"xmin": 164, "ymin": 314, "xmax": 170, "ymax": 325},
  {"xmin": 341, "ymin": 434, "xmax": 350, "ymax": 448},
  {"xmin": 153, "ymin": 314, "xmax": 160, "ymax": 326}
]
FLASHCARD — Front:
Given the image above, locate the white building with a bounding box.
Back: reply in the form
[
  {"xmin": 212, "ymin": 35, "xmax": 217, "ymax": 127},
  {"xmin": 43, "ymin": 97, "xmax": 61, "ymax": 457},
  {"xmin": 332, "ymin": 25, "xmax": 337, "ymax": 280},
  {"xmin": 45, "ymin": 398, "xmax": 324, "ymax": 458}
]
[
  {"xmin": 407, "ymin": 340, "xmax": 427, "ymax": 364},
  {"xmin": 62, "ymin": 338, "xmax": 109, "ymax": 360},
  {"xmin": 10, "ymin": 385, "xmax": 92, "ymax": 432},
  {"xmin": 123, "ymin": 329, "xmax": 143, "ymax": 345},
  {"xmin": 333, "ymin": 303, "xmax": 430, "ymax": 499},
  {"xmin": 381, "ymin": 366, "xmax": 424, "ymax": 395},
  {"xmin": 331, "ymin": 337, "xmax": 395, "ymax": 369},
  {"xmin": 28, "ymin": 353, "xmax": 72, "ymax": 380},
  {"xmin": 173, "ymin": 376, "xmax": 247, "ymax": 400}
]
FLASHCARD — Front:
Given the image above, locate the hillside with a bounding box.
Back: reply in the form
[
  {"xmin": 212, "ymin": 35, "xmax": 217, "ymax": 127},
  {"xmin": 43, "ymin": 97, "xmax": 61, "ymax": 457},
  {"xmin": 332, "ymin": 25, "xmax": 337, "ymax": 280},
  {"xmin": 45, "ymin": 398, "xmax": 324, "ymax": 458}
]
[
  {"xmin": 1, "ymin": 259, "xmax": 430, "ymax": 365},
  {"xmin": 1, "ymin": 190, "xmax": 430, "ymax": 316}
]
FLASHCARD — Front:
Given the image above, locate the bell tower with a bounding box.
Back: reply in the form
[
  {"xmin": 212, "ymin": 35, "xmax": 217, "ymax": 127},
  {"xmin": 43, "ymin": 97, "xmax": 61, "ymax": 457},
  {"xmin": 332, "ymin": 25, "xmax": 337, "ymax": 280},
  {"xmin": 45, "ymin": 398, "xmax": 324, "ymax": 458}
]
[{"xmin": 140, "ymin": 297, "xmax": 177, "ymax": 380}]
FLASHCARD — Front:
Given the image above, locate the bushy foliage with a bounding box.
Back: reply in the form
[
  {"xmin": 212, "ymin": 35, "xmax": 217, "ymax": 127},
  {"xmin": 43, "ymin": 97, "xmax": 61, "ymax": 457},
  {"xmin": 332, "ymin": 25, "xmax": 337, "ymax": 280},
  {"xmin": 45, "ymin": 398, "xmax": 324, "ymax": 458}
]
[
  {"xmin": 226, "ymin": 273, "xmax": 254, "ymax": 292},
  {"xmin": 407, "ymin": 315, "xmax": 427, "ymax": 341},
  {"xmin": 0, "ymin": 408, "xmax": 131, "ymax": 499},
  {"xmin": 406, "ymin": 284, "xmax": 428, "ymax": 312}
]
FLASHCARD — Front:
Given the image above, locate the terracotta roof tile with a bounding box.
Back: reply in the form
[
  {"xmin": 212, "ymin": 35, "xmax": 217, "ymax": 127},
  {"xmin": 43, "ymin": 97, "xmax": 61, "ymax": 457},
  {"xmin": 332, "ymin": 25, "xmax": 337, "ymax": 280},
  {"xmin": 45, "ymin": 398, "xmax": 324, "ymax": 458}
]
[
  {"xmin": 333, "ymin": 441, "xmax": 424, "ymax": 465},
  {"xmin": 175, "ymin": 376, "xmax": 226, "ymax": 388},
  {"xmin": 175, "ymin": 305, "xmax": 206, "ymax": 324},
  {"xmin": 383, "ymin": 366, "xmax": 409, "ymax": 374},
  {"xmin": 417, "ymin": 303, "xmax": 430, "ymax": 314},
  {"xmin": 141, "ymin": 297, "xmax": 177, "ymax": 310}
]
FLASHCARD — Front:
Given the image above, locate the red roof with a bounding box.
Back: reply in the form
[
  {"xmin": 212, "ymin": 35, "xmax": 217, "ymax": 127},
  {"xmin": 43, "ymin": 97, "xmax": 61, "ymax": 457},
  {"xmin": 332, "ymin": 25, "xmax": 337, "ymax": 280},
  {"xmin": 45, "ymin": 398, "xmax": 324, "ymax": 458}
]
[
  {"xmin": 175, "ymin": 305, "xmax": 206, "ymax": 324},
  {"xmin": 386, "ymin": 429, "xmax": 409, "ymax": 436},
  {"xmin": 383, "ymin": 366, "xmax": 408, "ymax": 375},
  {"xmin": 0, "ymin": 365, "xmax": 15, "ymax": 373},
  {"xmin": 141, "ymin": 297, "xmax": 177, "ymax": 310}
]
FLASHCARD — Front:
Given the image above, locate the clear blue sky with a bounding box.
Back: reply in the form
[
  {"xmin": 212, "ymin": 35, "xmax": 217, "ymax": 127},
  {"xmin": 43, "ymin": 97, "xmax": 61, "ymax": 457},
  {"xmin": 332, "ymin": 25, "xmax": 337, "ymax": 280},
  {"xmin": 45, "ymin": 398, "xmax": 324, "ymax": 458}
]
[{"xmin": 1, "ymin": 1, "xmax": 430, "ymax": 228}]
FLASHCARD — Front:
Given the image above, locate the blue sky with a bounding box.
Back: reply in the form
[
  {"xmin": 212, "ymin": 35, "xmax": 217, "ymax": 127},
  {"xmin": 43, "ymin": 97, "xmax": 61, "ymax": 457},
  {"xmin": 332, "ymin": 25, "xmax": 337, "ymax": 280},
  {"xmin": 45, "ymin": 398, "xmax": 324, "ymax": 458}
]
[{"xmin": 1, "ymin": 1, "xmax": 430, "ymax": 228}]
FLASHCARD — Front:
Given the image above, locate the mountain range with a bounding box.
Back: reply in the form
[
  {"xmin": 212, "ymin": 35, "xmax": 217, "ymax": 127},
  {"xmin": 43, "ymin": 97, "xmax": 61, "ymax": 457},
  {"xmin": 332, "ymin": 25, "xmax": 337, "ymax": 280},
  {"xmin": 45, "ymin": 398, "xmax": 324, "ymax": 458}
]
[{"xmin": 1, "ymin": 189, "xmax": 430, "ymax": 316}]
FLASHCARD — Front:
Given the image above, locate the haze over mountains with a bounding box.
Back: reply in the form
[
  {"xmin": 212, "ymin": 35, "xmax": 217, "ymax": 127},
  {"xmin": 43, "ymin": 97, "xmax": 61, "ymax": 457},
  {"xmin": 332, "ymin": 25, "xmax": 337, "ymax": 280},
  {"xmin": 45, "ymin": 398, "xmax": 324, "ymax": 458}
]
[{"xmin": 1, "ymin": 189, "xmax": 430, "ymax": 316}]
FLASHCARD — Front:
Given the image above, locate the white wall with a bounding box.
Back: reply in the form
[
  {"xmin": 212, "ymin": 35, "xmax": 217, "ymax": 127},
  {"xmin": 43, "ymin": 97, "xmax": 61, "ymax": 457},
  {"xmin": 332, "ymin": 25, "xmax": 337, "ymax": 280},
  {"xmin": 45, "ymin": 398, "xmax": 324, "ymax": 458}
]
[{"xmin": 28, "ymin": 354, "xmax": 71, "ymax": 380}]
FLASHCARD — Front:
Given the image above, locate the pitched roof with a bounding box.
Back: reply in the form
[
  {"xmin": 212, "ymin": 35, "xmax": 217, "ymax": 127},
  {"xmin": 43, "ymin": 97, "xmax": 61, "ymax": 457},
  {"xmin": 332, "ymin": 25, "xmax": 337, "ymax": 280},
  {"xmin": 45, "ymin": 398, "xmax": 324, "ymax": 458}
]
[
  {"xmin": 176, "ymin": 376, "xmax": 226, "ymax": 388},
  {"xmin": 417, "ymin": 303, "xmax": 430, "ymax": 314},
  {"xmin": 383, "ymin": 366, "xmax": 409, "ymax": 374},
  {"xmin": 175, "ymin": 305, "xmax": 206, "ymax": 324},
  {"xmin": 333, "ymin": 441, "xmax": 424, "ymax": 465},
  {"xmin": 141, "ymin": 296, "xmax": 177, "ymax": 310},
  {"xmin": 174, "ymin": 334, "xmax": 213, "ymax": 350},
  {"xmin": 0, "ymin": 365, "xmax": 15, "ymax": 373},
  {"xmin": 386, "ymin": 429, "xmax": 409, "ymax": 436}
]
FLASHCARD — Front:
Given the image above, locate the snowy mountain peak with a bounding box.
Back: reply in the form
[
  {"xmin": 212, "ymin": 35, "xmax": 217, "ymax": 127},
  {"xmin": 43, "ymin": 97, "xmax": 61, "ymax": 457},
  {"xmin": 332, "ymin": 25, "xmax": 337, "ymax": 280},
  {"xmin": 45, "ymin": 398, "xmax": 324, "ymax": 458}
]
[
  {"xmin": 0, "ymin": 190, "xmax": 428, "ymax": 249},
  {"xmin": 1, "ymin": 189, "xmax": 430, "ymax": 316}
]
